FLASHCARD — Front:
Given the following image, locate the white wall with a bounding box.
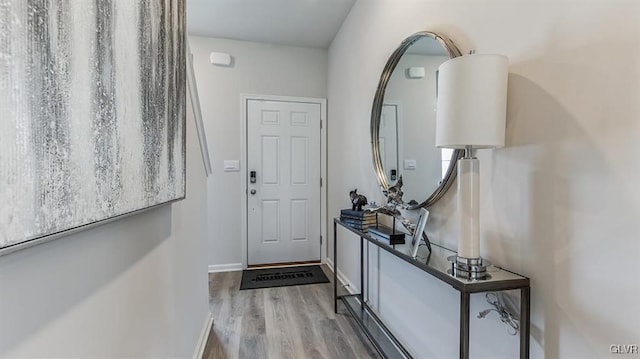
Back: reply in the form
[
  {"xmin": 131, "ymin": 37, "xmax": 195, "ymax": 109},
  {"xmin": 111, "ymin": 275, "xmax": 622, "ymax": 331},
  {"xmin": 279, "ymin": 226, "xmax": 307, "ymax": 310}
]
[
  {"xmin": 328, "ymin": 1, "xmax": 640, "ymax": 358},
  {"xmin": 0, "ymin": 102, "xmax": 210, "ymax": 358},
  {"xmin": 188, "ymin": 36, "xmax": 327, "ymax": 268}
]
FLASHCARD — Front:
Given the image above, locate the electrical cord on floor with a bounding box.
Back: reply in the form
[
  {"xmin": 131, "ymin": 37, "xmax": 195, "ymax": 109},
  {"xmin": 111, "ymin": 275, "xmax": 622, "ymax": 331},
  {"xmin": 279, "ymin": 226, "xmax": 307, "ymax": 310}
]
[{"xmin": 477, "ymin": 292, "xmax": 520, "ymax": 335}]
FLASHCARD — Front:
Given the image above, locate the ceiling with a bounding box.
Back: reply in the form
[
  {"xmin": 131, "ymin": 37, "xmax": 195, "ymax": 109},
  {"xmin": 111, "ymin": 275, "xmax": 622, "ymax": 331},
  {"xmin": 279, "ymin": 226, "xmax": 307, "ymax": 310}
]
[{"xmin": 187, "ymin": 0, "xmax": 357, "ymax": 49}]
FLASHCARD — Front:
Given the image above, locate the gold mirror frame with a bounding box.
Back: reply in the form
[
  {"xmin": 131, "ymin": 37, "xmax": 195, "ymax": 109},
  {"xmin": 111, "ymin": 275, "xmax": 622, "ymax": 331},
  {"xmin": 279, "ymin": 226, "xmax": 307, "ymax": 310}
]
[{"xmin": 371, "ymin": 31, "xmax": 464, "ymax": 209}]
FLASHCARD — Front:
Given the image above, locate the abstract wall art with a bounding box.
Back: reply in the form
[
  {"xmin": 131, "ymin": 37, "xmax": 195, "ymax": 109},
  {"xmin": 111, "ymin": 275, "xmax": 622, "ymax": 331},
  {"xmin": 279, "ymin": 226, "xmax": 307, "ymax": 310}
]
[{"xmin": 0, "ymin": 1, "xmax": 186, "ymax": 254}]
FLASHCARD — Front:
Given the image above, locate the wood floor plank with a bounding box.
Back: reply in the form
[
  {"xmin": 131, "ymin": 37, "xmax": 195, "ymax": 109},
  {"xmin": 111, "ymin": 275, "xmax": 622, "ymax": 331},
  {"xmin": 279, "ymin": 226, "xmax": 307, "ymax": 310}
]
[
  {"xmin": 203, "ymin": 266, "xmax": 380, "ymax": 359},
  {"xmin": 203, "ymin": 328, "xmax": 226, "ymax": 358},
  {"xmin": 238, "ymin": 289, "xmax": 267, "ymax": 358},
  {"xmin": 282, "ymin": 285, "xmax": 327, "ymax": 359},
  {"xmin": 302, "ymin": 282, "xmax": 379, "ymax": 358},
  {"xmin": 263, "ymin": 288, "xmax": 289, "ymax": 359}
]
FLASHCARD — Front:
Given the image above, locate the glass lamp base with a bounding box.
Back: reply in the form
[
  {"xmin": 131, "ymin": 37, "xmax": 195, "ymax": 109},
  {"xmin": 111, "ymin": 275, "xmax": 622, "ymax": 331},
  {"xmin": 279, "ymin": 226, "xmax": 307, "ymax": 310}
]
[{"xmin": 447, "ymin": 255, "xmax": 491, "ymax": 280}]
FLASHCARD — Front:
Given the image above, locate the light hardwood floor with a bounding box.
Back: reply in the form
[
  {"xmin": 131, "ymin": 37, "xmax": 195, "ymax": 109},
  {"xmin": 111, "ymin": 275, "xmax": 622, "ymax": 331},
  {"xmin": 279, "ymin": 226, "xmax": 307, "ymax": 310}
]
[{"xmin": 203, "ymin": 266, "xmax": 380, "ymax": 359}]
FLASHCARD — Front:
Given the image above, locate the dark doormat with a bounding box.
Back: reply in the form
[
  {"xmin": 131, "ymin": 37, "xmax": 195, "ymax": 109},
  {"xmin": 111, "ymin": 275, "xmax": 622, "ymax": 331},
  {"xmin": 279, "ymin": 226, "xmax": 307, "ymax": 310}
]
[{"xmin": 240, "ymin": 265, "xmax": 329, "ymax": 290}]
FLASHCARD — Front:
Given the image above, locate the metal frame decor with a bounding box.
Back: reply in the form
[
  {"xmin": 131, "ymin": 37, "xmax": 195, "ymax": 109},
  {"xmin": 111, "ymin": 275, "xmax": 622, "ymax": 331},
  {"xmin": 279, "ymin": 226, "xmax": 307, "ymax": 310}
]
[
  {"xmin": 370, "ymin": 31, "xmax": 464, "ymax": 209},
  {"xmin": 0, "ymin": 1, "xmax": 187, "ymax": 256}
]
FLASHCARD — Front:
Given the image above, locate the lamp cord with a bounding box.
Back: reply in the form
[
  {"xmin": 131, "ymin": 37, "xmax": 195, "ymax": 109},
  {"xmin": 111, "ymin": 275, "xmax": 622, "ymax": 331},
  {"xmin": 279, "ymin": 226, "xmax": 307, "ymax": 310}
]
[{"xmin": 477, "ymin": 292, "xmax": 520, "ymax": 335}]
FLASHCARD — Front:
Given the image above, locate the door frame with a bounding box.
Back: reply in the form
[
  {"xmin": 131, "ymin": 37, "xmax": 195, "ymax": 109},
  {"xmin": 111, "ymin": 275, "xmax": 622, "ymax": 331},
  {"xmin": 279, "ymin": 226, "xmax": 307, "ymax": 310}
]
[
  {"xmin": 381, "ymin": 101, "xmax": 403, "ymax": 181},
  {"xmin": 240, "ymin": 94, "xmax": 327, "ymax": 269}
]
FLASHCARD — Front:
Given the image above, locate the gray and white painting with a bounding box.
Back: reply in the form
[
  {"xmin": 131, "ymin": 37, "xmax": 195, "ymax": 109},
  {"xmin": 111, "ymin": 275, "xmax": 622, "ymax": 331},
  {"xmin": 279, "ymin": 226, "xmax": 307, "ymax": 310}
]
[{"xmin": 0, "ymin": 0, "xmax": 186, "ymax": 251}]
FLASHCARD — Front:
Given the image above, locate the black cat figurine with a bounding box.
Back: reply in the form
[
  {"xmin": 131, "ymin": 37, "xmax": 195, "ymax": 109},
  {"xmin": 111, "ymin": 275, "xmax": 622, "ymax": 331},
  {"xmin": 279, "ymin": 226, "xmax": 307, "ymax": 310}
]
[{"xmin": 349, "ymin": 189, "xmax": 368, "ymax": 211}]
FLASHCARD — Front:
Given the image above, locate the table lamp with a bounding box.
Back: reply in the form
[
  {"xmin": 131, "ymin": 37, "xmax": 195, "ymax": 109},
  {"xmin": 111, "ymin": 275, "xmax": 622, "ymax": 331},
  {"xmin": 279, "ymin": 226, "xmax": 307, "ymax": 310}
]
[{"xmin": 435, "ymin": 53, "xmax": 508, "ymax": 279}]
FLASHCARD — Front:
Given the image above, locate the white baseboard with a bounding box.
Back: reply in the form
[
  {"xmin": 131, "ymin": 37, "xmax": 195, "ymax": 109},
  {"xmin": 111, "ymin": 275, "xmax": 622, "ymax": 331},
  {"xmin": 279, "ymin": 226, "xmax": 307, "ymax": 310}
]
[
  {"xmin": 193, "ymin": 312, "xmax": 214, "ymax": 359},
  {"xmin": 326, "ymin": 256, "xmax": 334, "ymax": 271},
  {"xmin": 325, "ymin": 257, "xmax": 358, "ymax": 295},
  {"xmin": 208, "ymin": 263, "xmax": 243, "ymax": 273}
]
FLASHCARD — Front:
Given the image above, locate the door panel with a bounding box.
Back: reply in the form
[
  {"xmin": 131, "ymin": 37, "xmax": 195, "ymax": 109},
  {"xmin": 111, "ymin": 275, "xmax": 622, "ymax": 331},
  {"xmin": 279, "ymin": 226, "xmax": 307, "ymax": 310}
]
[
  {"xmin": 261, "ymin": 136, "xmax": 279, "ymax": 185},
  {"xmin": 291, "ymin": 137, "xmax": 308, "ymax": 184},
  {"xmin": 290, "ymin": 199, "xmax": 308, "ymax": 241},
  {"xmin": 247, "ymin": 99, "xmax": 321, "ymax": 265},
  {"xmin": 261, "ymin": 200, "xmax": 279, "ymax": 243}
]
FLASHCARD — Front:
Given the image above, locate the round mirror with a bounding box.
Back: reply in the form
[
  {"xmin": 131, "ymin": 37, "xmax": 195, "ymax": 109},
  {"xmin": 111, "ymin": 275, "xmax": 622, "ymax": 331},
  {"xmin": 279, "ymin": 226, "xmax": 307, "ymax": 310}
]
[{"xmin": 371, "ymin": 31, "xmax": 464, "ymax": 209}]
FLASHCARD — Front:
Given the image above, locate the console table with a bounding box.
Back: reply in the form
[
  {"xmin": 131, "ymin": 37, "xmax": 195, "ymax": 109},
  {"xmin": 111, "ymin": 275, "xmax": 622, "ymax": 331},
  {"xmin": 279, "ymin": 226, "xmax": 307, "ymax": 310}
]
[{"xmin": 333, "ymin": 218, "xmax": 530, "ymax": 359}]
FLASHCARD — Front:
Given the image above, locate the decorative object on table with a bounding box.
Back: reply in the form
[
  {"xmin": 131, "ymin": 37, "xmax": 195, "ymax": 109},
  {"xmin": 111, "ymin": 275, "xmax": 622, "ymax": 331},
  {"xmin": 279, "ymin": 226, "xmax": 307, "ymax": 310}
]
[
  {"xmin": 365, "ymin": 202, "xmax": 417, "ymax": 245},
  {"xmin": 365, "ymin": 205, "xmax": 405, "ymax": 246},
  {"xmin": 436, "ymin": 53, "xmax": 509, "ymax": 279},
  {"xmin": 366, "ymin": 203, "xmax": 401, "ymax": 218},
  {"xmin": 349, "ymin": 189, "xmax": 368, "ymax": 211},
  {"xmin": 409, "ymin": 208, "xmax": 430, "ymax": 258},
  {"xmin": 383, "ymin": 175, "xmax": 404, "ymax": 206},
  {"xmin": 368, "ymin": 225, "xmax": 406, "ymax": 245},
  {"xmin": 0, "ymin": 1, "xmax": 186, "ymax": 256},
  {"xmin": 340, "ymin": 209, "xmax": 377, "ymax": 232}
]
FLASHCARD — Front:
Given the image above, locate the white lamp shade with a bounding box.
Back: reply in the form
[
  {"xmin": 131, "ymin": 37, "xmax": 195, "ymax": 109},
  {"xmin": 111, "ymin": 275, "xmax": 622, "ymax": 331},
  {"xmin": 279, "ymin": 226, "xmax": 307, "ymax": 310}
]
[{"xmin": 436, "ymin": 54, "xmax": 509, "ymax": 149}]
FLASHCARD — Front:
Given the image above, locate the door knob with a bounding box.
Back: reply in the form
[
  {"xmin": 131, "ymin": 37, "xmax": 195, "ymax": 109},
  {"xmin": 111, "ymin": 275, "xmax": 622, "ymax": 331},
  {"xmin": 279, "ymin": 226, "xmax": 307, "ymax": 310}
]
[{"xmin": 250, "ymin": 189, "xmax": 257, "ymax": 195}]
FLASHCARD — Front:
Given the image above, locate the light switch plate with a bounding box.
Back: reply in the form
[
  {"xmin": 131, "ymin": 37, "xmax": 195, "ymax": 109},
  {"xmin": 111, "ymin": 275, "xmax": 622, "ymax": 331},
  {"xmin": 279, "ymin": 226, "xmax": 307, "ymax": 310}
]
[
  {"xmin": 223, "ymin": 160, "xmax": 240, "ymax": 172},
  {"xmin": 404, "ymin": 159, "xmax": 417, "ymax": 170}
]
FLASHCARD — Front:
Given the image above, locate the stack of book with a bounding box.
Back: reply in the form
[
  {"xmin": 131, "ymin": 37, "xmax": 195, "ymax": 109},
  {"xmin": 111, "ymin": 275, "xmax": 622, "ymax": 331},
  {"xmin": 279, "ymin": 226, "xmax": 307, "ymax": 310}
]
[{"xmin": 340, "ymin": 209, "xmax": 376, "ymax": 232}]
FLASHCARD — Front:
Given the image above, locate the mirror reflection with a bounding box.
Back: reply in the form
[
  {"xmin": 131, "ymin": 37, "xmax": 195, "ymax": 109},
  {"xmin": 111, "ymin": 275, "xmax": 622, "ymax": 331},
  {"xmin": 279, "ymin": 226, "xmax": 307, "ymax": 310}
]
[{"xmin": 380, "ymin": 36, "xmax": 453, "ymax": 205}]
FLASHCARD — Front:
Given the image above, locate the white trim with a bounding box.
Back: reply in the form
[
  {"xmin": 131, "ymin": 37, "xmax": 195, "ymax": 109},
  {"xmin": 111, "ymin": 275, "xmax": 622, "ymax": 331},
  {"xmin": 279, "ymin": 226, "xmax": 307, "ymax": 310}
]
[
  {"xmin": 208, "ymin": 263, "xmax": 243, "ymax": 273},
  {"xmin": 320, "ymin": 98, "xmax": 327, "ymax": 265},
  {"xmin": 192, "ymin": 312, "xmax": 214, "ymax": 359},
  {"xmin": 240, "ymin": 94, "xmax": 328, "ymax": 269},
  {"xmin": 245, "ymin": 261, "xmax": 321, "ymax": 270},
  {"xmin": 186, "ymin": 40, "xmax": 212, "ymax": 176},
  {"xmin": 381, "ymin": 101, "xmax": 403, "ymax": 184},
  {"xmin": 325, "ymin": 257, "xmax": 358, "ymax": 295},
  {"xmin": 240, "ymin": 95, "xmax": 248, "ymax": 269}
]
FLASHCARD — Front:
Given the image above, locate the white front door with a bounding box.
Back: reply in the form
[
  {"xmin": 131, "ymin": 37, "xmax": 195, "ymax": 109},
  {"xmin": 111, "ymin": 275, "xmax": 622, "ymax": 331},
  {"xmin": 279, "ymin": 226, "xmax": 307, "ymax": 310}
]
[{"xmin": 247, "ymin": 99, "xmax": 321, "ymax": 266}]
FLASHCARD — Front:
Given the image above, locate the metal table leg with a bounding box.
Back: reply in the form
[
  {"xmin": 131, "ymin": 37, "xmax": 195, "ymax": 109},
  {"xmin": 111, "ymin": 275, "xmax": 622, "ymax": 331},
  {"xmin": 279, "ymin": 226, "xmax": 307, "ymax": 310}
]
[
  {"xmin": 520, "ymin": 287, "xmax": 530, "ymax": 359},
  {"xmin": 360, "ymin": 236, "xmax": 364, "ymax": 305},
  {"xmin": 334, "ymin": 221, "xmax": 338, "ymax": 314},
  {"xmin": 366, "ymin": 241, "xmax": 369, "ymax": 302},
  {"xmin": 460, "ymin": 292, "xmax": 470, "ymax": 359}
]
